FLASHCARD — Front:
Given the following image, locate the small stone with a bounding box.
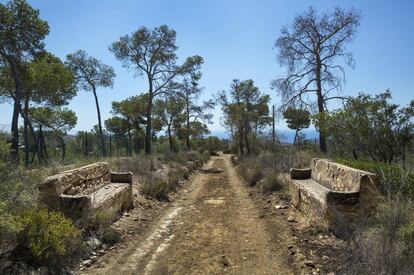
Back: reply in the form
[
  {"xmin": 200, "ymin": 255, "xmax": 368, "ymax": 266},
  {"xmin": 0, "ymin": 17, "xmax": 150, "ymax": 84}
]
[
  {"xmin": 123, "ymin": 212, "xmax": 130, "ymax": 217},
  {"xmin": 87, "ymin": 237, "xmax": 102, "ymax": 250},
  {"xmin": 275, "ymin": 204, "xmax": 288, "ymax": 209},
  {"xmin": 287, "ymin": 216, "xmax": 297, "ymax": 222},
  {"xmin": 219, "ymin": 255, "xmax": 229, "ymax": 267},
  {"xmin": 82, "ymin": 259, "xmax": 92, "ymax": 267},
  {"xmin": 304, "ymin": 260, "xmax": 316, "ymax": 268}
]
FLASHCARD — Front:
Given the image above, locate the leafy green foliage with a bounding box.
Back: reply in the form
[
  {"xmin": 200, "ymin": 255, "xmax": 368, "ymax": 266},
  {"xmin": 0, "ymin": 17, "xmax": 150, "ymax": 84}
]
[
  {"xmin": 20, "ymin": 208, "xmax": 82, "ymax": 268},
  {"xmin": 110, "ymin": 25, "xmax": 204, "ymax": 154},
  {"xmin": 30, "ymin": 107, "xmax": 77, "ymax": 132},
  {"xmin": 27, "ymin": 52, "xmax": 77, "ymax": 106},
  {"xmin": 336, "ymin": 158, "xmax": 414, "ymax": 197},
  {"xmin": 66, "ymin": 50, "xmax": 115, "ymax": 92},
  {"xmin": 217, "ymin": 79, "xmax": 271, "ymax": 155},
  {"xmin": 320, "ymin": 91, "xmax": 414, "ymax": 163},
  {"xmin": 283, "ymin": 107, "xmax": 310, "ymax": 144},
  {"xmin": 0, "ymin": 0, "xmax": 50, "ymax": 163},
  {"xmin": 0, "ymin": 0, "xmax": 49, "ymax": 59}
]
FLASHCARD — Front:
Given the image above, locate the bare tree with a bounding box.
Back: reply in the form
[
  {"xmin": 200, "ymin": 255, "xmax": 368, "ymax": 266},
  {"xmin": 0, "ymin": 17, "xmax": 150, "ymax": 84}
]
[{"xmin": 273, "ymin": 7, "xmax": 361, "ymax": 153}]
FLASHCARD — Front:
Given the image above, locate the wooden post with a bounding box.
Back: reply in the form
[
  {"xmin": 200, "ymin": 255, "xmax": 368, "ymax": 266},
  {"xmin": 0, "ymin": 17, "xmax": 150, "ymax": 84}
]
[
  {"xmin": 84, "ymin": 131, "xmax": 88, "ymax": 157},
  {"xmin": 272, "ymin": 105, "xmax": 275, "ymax": 144},
  {"xmin": 109, "ymin": 134, "xmax": 112, "ymax": 157}
]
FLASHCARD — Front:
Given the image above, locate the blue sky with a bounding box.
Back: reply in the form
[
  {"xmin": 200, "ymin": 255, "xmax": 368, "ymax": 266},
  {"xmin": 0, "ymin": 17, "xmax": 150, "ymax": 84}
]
[{"xmin": 1, "ymin": 0, "xmax": 413, "ymax": 140}]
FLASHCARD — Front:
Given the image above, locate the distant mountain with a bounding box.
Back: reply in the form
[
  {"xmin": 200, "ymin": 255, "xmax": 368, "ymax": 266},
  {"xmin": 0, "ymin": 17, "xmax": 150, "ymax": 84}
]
[{"xmin": 209, "ymin": 128, "xmax": 319, "ymax": 144}]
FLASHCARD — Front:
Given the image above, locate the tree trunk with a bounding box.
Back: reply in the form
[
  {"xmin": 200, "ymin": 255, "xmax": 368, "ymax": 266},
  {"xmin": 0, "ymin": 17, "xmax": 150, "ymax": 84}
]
[
  {"xmin": 238, "ymin": 126, "xmax": 244, "ymax": 155},
  {"xmin": 316, "ymin": 55, "xmax": 327, "ymax": 153},
  {"xmin": 127, "ymin": 128, "xmax": 132, "ymax": 156},
  {"xmin": 293, "ymin": 129, "xmax": 299, "ymax": 145},
  {"xmin": 272, "ymin": 105, "xmax": 276, "ymax": 145},
  {"xmin": 145, "ymin": 93, "xmax": 153, "ymax": 155},
  {"xmin": 59, "ymin": 136, "xmax": 66, "ymax": 161},
  {"xmin": 167, "ymin": 125, "xmax": 174, "ymax": 151},
  {"xmin": 23, "ymin": 95, "xmax": 30, "ymax": 166},
  {"xmin": 92, "ymin": 86, "xmax": 106, "ymax": 156},
  {"xmin": 9, "ymin": 60, "xmax": 22, "ymax": 163},
  {"xmin": 244, "ymin": 129, "xmax": 250, "ymax": 155},
  {"xmin": 186, "ymin": 100, "xmax": 191, "ymax": 151}
]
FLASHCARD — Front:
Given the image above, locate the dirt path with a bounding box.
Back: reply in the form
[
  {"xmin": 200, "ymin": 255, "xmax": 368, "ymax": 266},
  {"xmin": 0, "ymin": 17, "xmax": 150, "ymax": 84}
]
[{"xmin": 83, "ymin": 155, "xmax": 294, "ymax": 275}]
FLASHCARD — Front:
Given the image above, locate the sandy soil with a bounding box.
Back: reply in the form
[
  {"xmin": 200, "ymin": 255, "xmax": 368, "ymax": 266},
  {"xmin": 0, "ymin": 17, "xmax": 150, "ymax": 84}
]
[{"xmin": 81, "ymin": 154, "xmax": 345, "ymax": 275}]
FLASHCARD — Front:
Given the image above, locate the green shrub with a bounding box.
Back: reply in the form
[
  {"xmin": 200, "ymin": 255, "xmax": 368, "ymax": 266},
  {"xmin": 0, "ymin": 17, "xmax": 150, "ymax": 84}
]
[
  {"xmin": 0, "ymin": 202, "xmax": 24, "ymax": 255},
  {"xmin": 141, "ymin": 175, "xmax": 170, "ymax": 200},
  {"xmin": 88, "ymin": 211, "xmax": 114, "ymax": 231},
  {"xmin": 0, "ymin": 137, "xmax": 10, "ymax": 178},
  {"xmin": 20, "ymin": 208, "xmax": 82, "ymax": 268},
  {"xmin": 336, "ymin": 158, "xmax": 414, "ymax": 196},
  {"xmin": 87, "ymin": 212, "xmax": 121, "ymax": 246},
  {"xmin": 102, "ymin": 227, "xmax": 121, "ymax": 245}
]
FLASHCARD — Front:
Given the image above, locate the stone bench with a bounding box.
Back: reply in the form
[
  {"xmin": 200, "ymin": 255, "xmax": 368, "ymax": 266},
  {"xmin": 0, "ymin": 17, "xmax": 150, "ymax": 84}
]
[
  {"xmin": 289, "ymin": 158, "xmax": 379, "ymax": 229},
  {"xmin": 39, "ymin": 162, "xmax": 133, "ymax": 222}
]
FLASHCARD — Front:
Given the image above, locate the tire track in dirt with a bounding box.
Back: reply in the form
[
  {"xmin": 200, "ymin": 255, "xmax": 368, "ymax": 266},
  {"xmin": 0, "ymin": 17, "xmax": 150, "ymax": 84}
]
[{"xmin": 83, "ymin": 155, "xmax": 293, "ymax": 274}]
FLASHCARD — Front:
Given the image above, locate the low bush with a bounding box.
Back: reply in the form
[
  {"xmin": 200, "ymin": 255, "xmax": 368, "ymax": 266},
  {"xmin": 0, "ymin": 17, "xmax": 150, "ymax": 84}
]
[
  {"xmin": 259, "ymin": 170, "xmax": 284, "ymax": 193},
  {"xmin": 102, "ymin": 227, "xmax": 121, "ymax": 245},
  {"xmin": 239, "ymin": 161, "xmax": 263, "ymax": 187},
  {"xmin": 141, "ymin": 174, "xmax": 170, "ymax": 200},
  {"xmin": 141, "ymin": 166, "xmax": 189, "ymax": 200},
  {"xmin": 111, "ymin": 156, "xmax": 155, "ymax": 177},
  {"xmin": 184, "ymin": 150, "xmax": 209, "ymax": 164},
  {"xmin": 87, "ymin": 212, "xmax": 121, "ymax": 246},
  {"xmin": 19, "ymin": 208, "xmax": 83, "ymax": 269},
  {"xmin": 348, "ymin": 195, "xmax": 414, "ymax": 274},
  {"xmin": 0, "ymin": 202, "xmax": 24, "ymax": 256},
  {"xmin": 336, "ymin": 158, "xmax": 414, "ymax": 196}
]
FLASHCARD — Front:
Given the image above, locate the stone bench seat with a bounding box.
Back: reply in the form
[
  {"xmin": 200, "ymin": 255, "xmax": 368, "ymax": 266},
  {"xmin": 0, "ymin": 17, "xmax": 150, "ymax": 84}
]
[
  {"xmin": 289, "ymin": 159, "xmax": 378, "ymax": 230},
  {"xmin": 40, "ymin": 162, "xmax": 133, "ymax": 223},
  {"xmin": 90, "ymin": 182, "xmax": 132, "ymax": 213}
]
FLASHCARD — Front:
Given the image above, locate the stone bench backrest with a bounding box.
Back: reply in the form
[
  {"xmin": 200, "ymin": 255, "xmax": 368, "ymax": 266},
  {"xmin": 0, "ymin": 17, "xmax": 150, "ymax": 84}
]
[
  {"xmin": 40, "ymin": 162, "xmax": 110, "ymax": 196},
  {"xmin": 310, "ymin": 158, "xmax": 377, "ymax": 192}
]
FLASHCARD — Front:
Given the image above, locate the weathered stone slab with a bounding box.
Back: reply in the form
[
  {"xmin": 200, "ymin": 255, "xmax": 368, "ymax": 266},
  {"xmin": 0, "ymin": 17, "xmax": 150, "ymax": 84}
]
[
  {"xmin": 310, "ymin": 158, "xmax": 378, "ymax": 192},
  {"xmin": 40, "ymin": 162, "xmax": 110, "ymax": 196},
  {"xmin": 91, "ymin": 183, "xmax": 133, "ymax": 219},
  {"xmin": 289, "ymin": 158, "xmax": 378, "ymax": 230},
  {"xmin": 39, "ymin": 162, "xmax": 133, "ymax": 224}
]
